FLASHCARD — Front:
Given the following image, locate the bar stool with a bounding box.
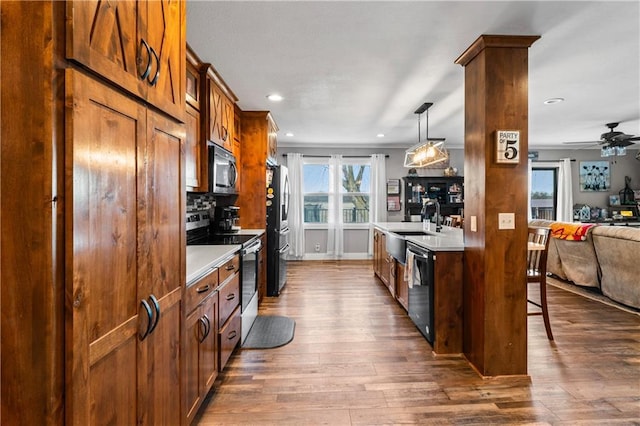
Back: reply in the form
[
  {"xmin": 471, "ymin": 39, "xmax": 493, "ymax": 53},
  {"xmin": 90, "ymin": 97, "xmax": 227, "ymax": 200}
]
[{"xmin": 527, "ymin": 226, "xmax": 553, "ymax": 340}]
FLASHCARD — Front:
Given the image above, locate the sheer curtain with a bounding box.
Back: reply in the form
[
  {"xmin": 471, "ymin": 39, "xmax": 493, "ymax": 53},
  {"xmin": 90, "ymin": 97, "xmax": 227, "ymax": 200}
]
[
  {"xmin": 557, "ymin": 158, "xmax": 574, "ymax": 222},
  {"xmin": 285, "ymin": 153, "xmax": 305, "ymax": 259},
  {"xmin": 368, "ymin": 154, "xmax": 387, "ymax": 255},
  {"xmin": 327, "ymin": 154, "xmax": 343, "ymax": 258}
]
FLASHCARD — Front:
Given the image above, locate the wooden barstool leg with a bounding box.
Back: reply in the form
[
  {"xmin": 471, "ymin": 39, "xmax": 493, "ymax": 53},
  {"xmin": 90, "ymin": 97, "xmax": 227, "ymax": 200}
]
[{"xmin": 539, "ymin": 276, "xmax": 554, "ymax": 340}]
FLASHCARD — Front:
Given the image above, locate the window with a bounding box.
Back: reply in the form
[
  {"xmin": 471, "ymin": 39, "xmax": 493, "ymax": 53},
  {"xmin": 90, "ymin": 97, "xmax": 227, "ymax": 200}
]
[
  {"xmin": 530, "ymin": 167, "xmax": 557, "ymax": 220},
  {"xmin": 302, "ymin": 158, "xmax": 371, "ymax": 224}
]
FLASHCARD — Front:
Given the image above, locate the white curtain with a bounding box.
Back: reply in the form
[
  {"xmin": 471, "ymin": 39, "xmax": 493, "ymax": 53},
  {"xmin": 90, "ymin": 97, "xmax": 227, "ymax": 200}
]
[
  {"xmin": 286, "ymin": 153, "xmax": 305, "ymax": 259},
  {"xmin": 557, "ymin": 158, "xmax": 574, "ymax": 222},
  {"xmin": 368, "ymin": 154, "xmax": 387, "ymax": 255},
  {"xmin": 327, "ymin": 155, "xmax": 344, "ymax": 258}
]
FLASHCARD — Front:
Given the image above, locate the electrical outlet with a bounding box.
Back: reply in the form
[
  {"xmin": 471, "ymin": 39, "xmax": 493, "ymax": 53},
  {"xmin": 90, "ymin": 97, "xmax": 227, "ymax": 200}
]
[
  {"xmin": 498, "ymin": 213, "xmax": 515, "ymax": 230},
  {"xmin": 314, "ymin": 243, "xmax": 320, "ymax": 252}
]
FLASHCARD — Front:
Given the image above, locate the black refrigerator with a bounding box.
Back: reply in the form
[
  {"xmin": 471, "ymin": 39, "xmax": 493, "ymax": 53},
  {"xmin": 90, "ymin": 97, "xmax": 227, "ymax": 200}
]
[{"xmin": 266, "ymin": 164, "xmax": 290, "ymax": 296}]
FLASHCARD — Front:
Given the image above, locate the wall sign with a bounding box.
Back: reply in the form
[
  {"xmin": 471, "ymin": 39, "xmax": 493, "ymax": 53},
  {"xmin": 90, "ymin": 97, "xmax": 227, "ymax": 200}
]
[{"xmin": 496, "ymin": 130, "xmax": 520, "ymax": 164}]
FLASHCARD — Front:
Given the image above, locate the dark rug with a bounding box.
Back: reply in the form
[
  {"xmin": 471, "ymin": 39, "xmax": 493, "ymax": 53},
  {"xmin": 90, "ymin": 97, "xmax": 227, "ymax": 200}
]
[{"xmin": 242, "ymin": 315, "xmax": 296, "ymax": 349}]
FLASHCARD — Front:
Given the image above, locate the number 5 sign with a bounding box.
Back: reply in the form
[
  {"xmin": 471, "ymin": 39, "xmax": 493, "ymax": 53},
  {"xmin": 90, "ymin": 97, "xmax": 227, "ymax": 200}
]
[{"xmin": 496, "ymin": 130, "xmax": 520, "ymax": 164}]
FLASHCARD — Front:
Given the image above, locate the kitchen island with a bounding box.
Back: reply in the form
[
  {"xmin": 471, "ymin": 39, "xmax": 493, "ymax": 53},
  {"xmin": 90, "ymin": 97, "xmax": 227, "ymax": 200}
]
[{"xmin": 373, "ymin": 222, "xmax": 464, "ymax": 354}]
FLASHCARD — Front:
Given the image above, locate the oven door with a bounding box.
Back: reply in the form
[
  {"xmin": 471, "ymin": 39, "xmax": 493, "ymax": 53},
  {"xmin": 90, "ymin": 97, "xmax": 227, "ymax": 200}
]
[{"xmin": 241, "ymin": 238, "xmax": 261, "ymax": 312}]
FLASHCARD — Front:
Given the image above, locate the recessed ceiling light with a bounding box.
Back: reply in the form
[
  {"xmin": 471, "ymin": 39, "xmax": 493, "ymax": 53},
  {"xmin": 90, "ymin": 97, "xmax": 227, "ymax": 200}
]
[
  {"xmin": 377, "ymin": 133, "xmax": 385, "ymax": 138},
  {"xmin": 266, "ymin": 94, "xmax": 283, "ymax": 102},
  {"xmin": 543, "ymin": 97, "xmax": 564, "ymax": 105},
  {"xmin": 285, "ymin": 132, "xmax": 294, "ymax": 137}
]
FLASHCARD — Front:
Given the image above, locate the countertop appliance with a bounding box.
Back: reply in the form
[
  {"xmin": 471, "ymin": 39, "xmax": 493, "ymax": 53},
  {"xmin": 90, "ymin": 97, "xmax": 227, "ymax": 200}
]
[
  {"xmin": 209, "ymin": 145, "xmax": 238, "ymax": 195},
  {"xmin": 266, "ymin": 164, "xmax": 290, "ymax": 296},
  {"xmin": 212, "ymin": 205, "xmax": 240, "ymax": 233},
  {"xmin": 186, "ymin": 209, "xmax": 262, "ymax": 344},
  {"xmin": 406, "ymin": 240, "xmax": 435, "ymax": 344}
]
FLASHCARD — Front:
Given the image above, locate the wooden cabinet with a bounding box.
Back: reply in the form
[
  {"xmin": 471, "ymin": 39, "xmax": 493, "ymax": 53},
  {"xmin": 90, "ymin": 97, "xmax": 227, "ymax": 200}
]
[
  {"xmin": 66, "ymin": 0, "xmax": 186, "ymax": 121},
  {"xmin": 65, "ymin": 70, "xmax": 184, "ymax": 425},
  {"xmin": 185, "ymin": 268, "xmax": 219, "ymax": 424},
  {"xmin": 373, "ymin": 229, "xmax": 391, "ymax": 288},
  {"xmin": 217, "ymin": 254, "xmax": 241, "ymax": 371},
  {"xmin": 237, "ymin": 111, "xmax": 279, "ymax": 229},
  {"xmin": 185, "ymin": 46, "xmax": 206, "ymax": 192},
  {"xmin": 204, "ymin": 65, "xmax": 238, "ymax": 152},
  {"xmin": 403, "ymin": 176, "xmax": 464, "ymax": 222}
]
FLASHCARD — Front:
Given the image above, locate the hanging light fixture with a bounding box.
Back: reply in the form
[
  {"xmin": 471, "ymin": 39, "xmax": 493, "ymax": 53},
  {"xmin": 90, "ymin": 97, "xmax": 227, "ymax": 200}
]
[{"xmin": 404, "ymin": 102, "xmax": 449, "ymax": 168}]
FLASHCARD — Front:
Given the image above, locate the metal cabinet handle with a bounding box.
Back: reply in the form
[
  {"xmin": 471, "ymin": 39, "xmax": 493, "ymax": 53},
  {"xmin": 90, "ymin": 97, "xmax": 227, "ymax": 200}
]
[
  {"xmin": 148, "ymin": 46, "xmax": 160, "ymax": 86},
  {"xmin": 139, "ymin": 299, "xmax": 153, "ymax": 340},
  {"xmin": 227, "ymin": 330, "xmax": 237, "ymax": 340},
  {"xmin": 225, "ymin": 264, "xmax": 235, "ymax": 271},
  {"xmin": 203, "ymin": 315, "xmax": 211, "ymax": 339},
  {"xmin": 198, "ymin": 317, "xmax": 207, "ymax": 343},
  {"xmin": 137, "ymin": 39, "xmax": 152, "ymax": 80},
  {"xmin": 226, "ymin": 293, "xmax": 235, "ymax": 301},
  {"xmin": 221, "ymin": 126, "xmax": 228, "ymax": 141},
  {"xmin": 196, "ymin": 284, "xmax": 211, "ymax": 294},
  {"xmin": 148, "ymin": 294, "xmax": 161, "ymax": 335}
]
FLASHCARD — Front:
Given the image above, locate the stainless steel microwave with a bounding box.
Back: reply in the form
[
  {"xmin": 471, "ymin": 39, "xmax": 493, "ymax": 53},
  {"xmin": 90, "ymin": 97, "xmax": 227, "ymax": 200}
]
[{"xmin": 208, "ymin": 145, "xmax": 238, "ymax": 195}]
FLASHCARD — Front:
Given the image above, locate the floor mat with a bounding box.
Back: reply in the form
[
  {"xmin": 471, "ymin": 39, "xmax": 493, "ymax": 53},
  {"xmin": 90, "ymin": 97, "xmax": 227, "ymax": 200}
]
[{"xmin": 242, "ymin": 315, "xmax": 295, "ymax": 349}]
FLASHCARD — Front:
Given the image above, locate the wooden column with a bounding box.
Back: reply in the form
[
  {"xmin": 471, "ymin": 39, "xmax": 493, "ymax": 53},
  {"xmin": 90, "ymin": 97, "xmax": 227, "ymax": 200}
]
[{"xmin": 455, "ymin": 35, "xmax": 539, "ymax": 376}]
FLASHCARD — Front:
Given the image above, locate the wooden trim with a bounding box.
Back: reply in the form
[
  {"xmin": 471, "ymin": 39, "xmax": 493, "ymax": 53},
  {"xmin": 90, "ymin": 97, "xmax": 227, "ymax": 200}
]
[
  {"xmin": 202, "ymin": 63, "xmax": 239, "ymax": 102},
  {"xmin": 455, "ymin": 34, "xmax": 540, "ymax": 66}
]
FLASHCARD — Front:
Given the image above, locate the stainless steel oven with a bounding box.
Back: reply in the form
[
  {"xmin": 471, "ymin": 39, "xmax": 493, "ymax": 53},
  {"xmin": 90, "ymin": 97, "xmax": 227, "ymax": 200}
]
[{"xmin": 240, "ymin": 236, "xmax": 262, "ymax": 343}]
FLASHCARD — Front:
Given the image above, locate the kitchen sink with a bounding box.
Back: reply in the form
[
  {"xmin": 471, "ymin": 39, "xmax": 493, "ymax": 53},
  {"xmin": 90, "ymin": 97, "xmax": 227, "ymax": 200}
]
[{"xmin": 391, "ymin": 231, "xmax": 430, "ymax": 236}]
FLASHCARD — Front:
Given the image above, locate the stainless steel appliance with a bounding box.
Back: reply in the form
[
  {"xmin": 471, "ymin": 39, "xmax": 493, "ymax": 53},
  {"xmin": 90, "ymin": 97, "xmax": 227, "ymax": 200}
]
[
  {"xmin": 406, "ymin": 241, "xmax": 435, "ymax": 343},
  {"xmin": 209, "ymin": 145, "xmax": 238, "ymax": 195},
  {"xmin": 212, "ymin": 205, "xmax": 240, "ymax": 233},
  {"xmin": 266, "ymin": 165, "xmax": 290, "ymax": 296},
  {"xmin": 186, "ymin": 209, "xmax": 262, "ymax": 344}
]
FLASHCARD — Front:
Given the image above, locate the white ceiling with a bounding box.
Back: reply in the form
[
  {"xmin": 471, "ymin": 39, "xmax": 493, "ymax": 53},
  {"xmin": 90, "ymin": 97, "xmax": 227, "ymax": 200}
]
[{"xmin": 187, "ymin": 1, "xmax": 640, "ymax": 150}]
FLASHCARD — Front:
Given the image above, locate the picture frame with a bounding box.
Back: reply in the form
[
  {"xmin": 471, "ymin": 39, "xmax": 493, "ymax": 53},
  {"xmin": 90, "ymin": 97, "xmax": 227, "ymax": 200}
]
[
  {"xmin": 496, "ymin": 130, "xmax": 520, "ymax": 164},
  {"xmin": 386, "ymin": 179, "xmax": 400, "ymax": 195},
  {"xmin": 387, "ymin": 195, "xmax": 401, "ymax": 211},
  {"xmin": 579, "ymin": 161, "xmax": 610, "ymax": 192},
  {"xmin": 609, "ymin": 195, "xmax": 620, "ymax": 206}
]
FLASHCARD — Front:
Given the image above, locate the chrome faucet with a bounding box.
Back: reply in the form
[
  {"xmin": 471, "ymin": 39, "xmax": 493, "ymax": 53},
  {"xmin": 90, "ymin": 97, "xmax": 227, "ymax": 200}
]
[{"xmin": 421, "ymin": 198, "xmax": 442, "ymax": 232}]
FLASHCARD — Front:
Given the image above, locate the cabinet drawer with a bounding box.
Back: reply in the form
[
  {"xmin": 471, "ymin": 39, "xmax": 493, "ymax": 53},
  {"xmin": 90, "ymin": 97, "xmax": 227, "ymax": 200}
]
[
  {"xmin": 219, "ymin": 254, "xmax": 240, "ymax": 284},
  {"xmin": 218, "ymin": 273, "xmax": 240, "ymax": 327},
  {"xmin": 218, "ymin": 306, "xmax": 241, "ymax": 371},
  {"xmin": 186, "ymin": 268, "xmax": 218, "ymax": 314}
]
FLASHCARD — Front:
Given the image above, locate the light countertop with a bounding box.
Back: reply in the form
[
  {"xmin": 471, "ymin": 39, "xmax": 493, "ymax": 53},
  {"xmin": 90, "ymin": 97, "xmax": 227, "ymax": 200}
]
[
  {"xmin": 186, "ymin": 245, "xmax": 240, "ymax": 285},
  {"xmin": 373, "ymin": 222, "xmax": 464, "ymax": 252}
]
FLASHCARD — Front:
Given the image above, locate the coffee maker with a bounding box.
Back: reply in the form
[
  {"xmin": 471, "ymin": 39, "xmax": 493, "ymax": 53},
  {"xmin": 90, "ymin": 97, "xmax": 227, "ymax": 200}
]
[{"xmin": 212, "ymin": 206, "xmax": 240, "ymax": 234}]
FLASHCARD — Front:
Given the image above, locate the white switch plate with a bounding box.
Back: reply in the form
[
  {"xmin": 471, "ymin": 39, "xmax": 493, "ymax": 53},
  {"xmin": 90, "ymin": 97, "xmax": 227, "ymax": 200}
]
[
  {"xmin": 498, "ymin": 213, "xmax": 515, "ymax": 230},
  {"xmin": 470, "ymin": 215, "xmax": 477, "ymax": 232}
]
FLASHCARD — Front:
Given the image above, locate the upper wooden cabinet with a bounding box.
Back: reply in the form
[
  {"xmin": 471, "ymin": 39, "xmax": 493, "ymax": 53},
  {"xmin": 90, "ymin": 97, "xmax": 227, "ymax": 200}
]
[
  {"xmin": 204, "ymin": 65, "xmax": 238, "ymax": 152},
  {"xmin": 66, "ymin": 0, "xmax": 186, "ymax": 121},
  {"xmin": 185, "ymin": 45, "xmax": 206, "ymax": 192},
  {"xmin": 186, "ymin": 46, "xmax": 202, "ymax": 111}
]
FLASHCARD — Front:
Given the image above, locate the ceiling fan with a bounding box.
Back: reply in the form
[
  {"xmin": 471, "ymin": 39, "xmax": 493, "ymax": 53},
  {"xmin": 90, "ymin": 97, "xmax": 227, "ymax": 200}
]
[{"xmin": 564, "ymin": 122, "xmax": 640, "ymax": 148}]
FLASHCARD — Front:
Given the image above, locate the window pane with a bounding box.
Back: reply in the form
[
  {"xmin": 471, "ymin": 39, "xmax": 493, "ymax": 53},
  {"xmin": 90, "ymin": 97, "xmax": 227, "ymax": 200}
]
[
  {"xmin": 531, "ymin": 169, "xmax": 557, "ymax": 220},
  {"xmin": 304, "ymin": 195, "xmax": 328, "ymax": 223},
  {"xmin": 341, "ymin": 164, "xmax": 370, "ymax": 193},
  {"xmin": 303, "ymin": 164, "xmax": 329, "ymax": 193},
  {"xmin": 342, "ymin": 195, "xmax": 369, "ymax": 223}
]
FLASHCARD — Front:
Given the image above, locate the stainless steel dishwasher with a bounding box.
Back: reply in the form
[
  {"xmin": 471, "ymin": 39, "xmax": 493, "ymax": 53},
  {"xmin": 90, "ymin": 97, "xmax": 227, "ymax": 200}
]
[{"xmin": 406, "ymin": 241, "xmax": 435, "ymax": 344}]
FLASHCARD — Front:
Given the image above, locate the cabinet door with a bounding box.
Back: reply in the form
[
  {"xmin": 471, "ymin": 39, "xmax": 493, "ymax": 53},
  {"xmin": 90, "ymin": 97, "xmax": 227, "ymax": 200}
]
[
  {"xmin": 66, "ymin": 1, "xmax": 144, "ymax": 100},
  {"xmin": 221, "ymin": 95, "xmax": 234, "ymax": 151},
  {"xmin": 185, "ymin": 305, "xmax": 203, "ymax": 423},
  {"xmin": 137, "ymin": 110, "xmax": 184, "ymax": 425},
  {"xmin": 185, "ymin": 102, "xmax": 202, "ymax": 190},
  {"xmin": 65, "ymin": 70, "xmax": 144, "ymax": 425},
  {"xmin": 67, "ymin": 0, "xmax": 185, "ymax": 121},
  {"xmin": 145, "ymin": 0, "xmax": 185, "ymax": 121},
  {"xmin": 200, "ymin": 293, "xmax": 218, "ymax": 393},
  {"xmin": 207, "ymin": 79, "xmax": 223, "ymax": 146}
]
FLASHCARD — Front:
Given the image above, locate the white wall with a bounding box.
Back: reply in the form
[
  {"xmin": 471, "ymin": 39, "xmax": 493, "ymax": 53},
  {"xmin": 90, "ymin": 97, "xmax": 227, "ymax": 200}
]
[{"xmin": 277, "ymin": 145, "xmax": 639, "ymax": 259}]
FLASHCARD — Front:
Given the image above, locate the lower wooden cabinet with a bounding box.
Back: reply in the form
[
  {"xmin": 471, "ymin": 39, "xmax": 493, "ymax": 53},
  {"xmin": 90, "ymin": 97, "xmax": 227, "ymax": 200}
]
[
  {"xmin": 217, "ymin": 256, "xmax": 241, "ymax": 372},
  {"xmin": 219, "ymin": 306, "xmax": 241, "ymax": 371},
  {"xmin": 184, "ymin": 268, "xmax": 219, "ymax": 424},
  {"xmin": 395, "ymin": 262, "xmax": 409, "ymax": 311}
]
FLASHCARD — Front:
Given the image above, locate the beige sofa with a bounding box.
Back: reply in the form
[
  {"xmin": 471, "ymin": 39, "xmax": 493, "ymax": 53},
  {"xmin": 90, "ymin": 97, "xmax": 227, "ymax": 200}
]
[
  {"xmin": 529, "ymin": 219, "xmax": 640, "ymax": 310},
  {"xmin": 592, "ymin": 226, "xmax": 640, "ymax": 309},
  {"xmin": 529, "ymin": 219, "xmax": 600, "ymax": 289}
]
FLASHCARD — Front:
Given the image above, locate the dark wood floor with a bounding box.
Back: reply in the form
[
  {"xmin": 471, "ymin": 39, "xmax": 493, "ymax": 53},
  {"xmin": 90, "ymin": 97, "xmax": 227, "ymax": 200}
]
[{"xmin": 195, "ymin": 260, "xmax": 640, "ymax": 425}]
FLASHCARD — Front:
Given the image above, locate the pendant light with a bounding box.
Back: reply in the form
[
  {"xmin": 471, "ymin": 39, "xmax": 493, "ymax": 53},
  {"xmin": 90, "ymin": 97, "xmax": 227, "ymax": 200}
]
[{"xmin": 404, "ymin": 102, "xmax": 449, "ymax": 168}]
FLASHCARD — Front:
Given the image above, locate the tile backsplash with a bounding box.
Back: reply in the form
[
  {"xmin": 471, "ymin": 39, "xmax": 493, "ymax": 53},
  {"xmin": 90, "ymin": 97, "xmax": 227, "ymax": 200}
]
[{"xmin": 186, "ymin": 193, "xmax": 216, "ymax": 212}]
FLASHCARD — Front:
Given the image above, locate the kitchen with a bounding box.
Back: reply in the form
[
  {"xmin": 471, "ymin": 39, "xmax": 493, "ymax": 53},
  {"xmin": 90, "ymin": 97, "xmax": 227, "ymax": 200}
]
[{"xmin": 2, "ymin": 1, "xmax": 639, "ymax": 425}]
